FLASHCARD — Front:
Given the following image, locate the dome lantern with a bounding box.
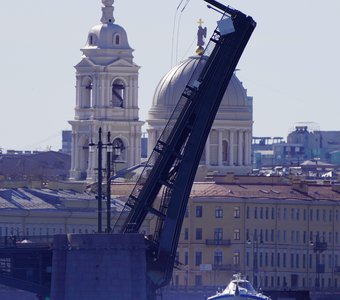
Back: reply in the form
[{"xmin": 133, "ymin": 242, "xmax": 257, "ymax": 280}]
[{"xmin": 101, "ymin": 0, "xmax": 115, "ymax": 24}]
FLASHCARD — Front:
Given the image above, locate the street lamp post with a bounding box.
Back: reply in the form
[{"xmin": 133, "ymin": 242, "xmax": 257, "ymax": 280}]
[
  {"xmin": 310, "ymin": 235, "xmax": 327, "ymax": 290},
  {"xmin": 90, "ymin": 127, "xmax": 121, "ymax": 233},
  {"xmin": 247, "ymin": 235, "xmax": 262, "ymax": 288},
  {"xmin": 106, "ymin": 132, "xmax": 112, "ymax": 233}
]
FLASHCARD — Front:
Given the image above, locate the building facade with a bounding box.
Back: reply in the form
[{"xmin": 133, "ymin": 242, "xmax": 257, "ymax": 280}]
[
  {"xmin": 173, "ymin": 180, "xmax": 340, "ymax": 293},
  {"xmin": 69, "ymin": 0, "xmax": 143, "ymax": 181}
]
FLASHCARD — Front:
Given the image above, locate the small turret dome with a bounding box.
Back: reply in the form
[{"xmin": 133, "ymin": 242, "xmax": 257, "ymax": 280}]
[{"xmin": 85, "ymin": 23, "xmax": 131, "ymax": 50}]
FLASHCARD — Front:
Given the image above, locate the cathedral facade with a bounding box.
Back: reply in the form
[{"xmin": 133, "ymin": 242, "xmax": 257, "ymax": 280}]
[{"xmin": 69, "ymin": 0, "xmax": 143, "ymax": 181}]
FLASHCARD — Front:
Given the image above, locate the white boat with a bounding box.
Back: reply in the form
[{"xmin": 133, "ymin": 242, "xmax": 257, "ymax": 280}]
[{"xmin": 208, "ymin": 274, "xmax": 271, "ymax": 300}]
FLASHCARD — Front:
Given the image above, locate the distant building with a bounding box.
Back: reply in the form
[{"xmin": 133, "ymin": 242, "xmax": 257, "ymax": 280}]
[
  {"xmin": 173, "ymin": 176, "xmax": 340, "ymax": 292},
  {"xmin": 252, "ymin": 126, "xmax": 340, "ymax": 169},
  {"xmin": 0, "ymin": 151, "xmax": 70, "ymax": 181}
]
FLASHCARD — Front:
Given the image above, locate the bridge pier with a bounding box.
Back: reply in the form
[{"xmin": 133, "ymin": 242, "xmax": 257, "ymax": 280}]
[{"xmin": 51, "ymin": 234, "xmax": 148, "ymax": 300}]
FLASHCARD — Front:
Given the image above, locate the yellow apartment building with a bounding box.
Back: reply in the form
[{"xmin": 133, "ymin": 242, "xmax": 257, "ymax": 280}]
[{"xmin": 174, "ymin": 180, "xmax": 340, "ymax": 293}]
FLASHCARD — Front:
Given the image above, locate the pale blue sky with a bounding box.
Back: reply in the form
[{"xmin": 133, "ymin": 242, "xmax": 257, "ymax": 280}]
[{"xmin": 0, "ymin": 0, "xmax": 339, "ymax": 151}]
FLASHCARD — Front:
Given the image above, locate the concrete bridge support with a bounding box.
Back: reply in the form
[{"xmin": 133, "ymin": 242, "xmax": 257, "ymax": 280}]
[{"xmin": 51, "ymin": 234, "xmax": 147, "ymax": 300}]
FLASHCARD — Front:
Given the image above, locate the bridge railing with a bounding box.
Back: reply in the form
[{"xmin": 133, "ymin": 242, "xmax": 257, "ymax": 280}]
[{"xmin": 0, "ymin": 236, "xmax": 53, "ymax": 248}]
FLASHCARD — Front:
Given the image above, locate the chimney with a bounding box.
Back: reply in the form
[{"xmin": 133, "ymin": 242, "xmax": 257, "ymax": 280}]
[{"xmin": 292, "ymin": 179, "xmax": 309, "ymax": 194}]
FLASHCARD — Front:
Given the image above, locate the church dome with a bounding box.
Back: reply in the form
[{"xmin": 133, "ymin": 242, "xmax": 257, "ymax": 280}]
[
  {"xmin": 85, "ymin": 23, "xmax": 131, "ymax": 50},
  {"xmin": 83, "ymin": 0, "xmax": 131, "ymax": 51},
  {"xmin": 148, "ymin": 55, "xmax": 251, "ymax": 121}
]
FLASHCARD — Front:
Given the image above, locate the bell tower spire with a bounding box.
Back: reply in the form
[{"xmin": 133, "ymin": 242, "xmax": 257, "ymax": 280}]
[{"xmin": 101, "ymin": 0, "xmax": 115, "ymax": 24}]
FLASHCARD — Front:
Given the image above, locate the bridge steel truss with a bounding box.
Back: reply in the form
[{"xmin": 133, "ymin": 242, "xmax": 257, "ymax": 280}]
[{"xmin": 114, "ymin": 0, "xmax": 256, "ymax": 293}]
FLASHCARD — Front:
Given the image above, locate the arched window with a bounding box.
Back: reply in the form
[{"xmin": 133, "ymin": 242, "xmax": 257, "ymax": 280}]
[
  {"xmin": 112, "ymin": 138, "xmax": 126, "ymax": 167},
  {"xmin": 113, "ymin": 34, "xmax": 120, "ymax": 45},
  {"xmin": 88, "ymin": 35, "xmax": 97, "ymax": 46},
  {"xmin": 82, "ymin": 77, "xmax": 93, "ymax": 108},
  {"xmin": 111, "ymin": 79, "xmax": 125, "ymax": 108}
]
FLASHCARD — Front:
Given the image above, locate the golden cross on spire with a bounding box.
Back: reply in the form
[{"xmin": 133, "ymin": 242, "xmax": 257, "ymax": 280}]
[{"xmin": 197, "ymin": 18, "xmax": 204, "ymax": 27}]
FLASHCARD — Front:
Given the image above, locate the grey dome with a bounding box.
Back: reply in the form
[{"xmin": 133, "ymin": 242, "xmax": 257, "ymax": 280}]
[
  {"xmin": 85, "ymin": 23, "xmax": 131, "ymax": 50},
  {"xmin": 149, "ymin": 55, "xmax": 251, "ymax": 121}
]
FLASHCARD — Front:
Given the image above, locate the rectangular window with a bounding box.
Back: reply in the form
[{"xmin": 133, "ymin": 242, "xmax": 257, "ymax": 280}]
[
  {"xmin": 184, "ymin": 228, "xmax": 189, "ymax": 240},
  {"xmin": 271, "ymin": 207, "xmax": 275, "ymax": 220},
  {"xmin": 271, "ymin": 229, "xmax": 274, "ymax": 242},
  {"xmin": 297, "ymin": 208, "xmax": 300, "ymax": 220},
  {"xmin": 329, "ymin": 209, "xmax": 333, "ymax": 222},
  {"xmin": 215, "ymin": 206, "xmax": 223, "ymax": 218},
  {"xmin": 233, "ymin": 252, "xmax": 240, "ymax": 265},
  {"xmin": 303, "ymin": 209, "xmax": 307, "ymax": 221},
  {"xmin": 246, "ymin": 207, "xmax": 250, "ymax": 219},
  {"xmin": 277, "ymin": 252, "xmax": 280, "ymax": 268},
  {"xmin": 290, "ymin": 253, "xmax": 294, "ymax": 268},
  {"xmin": 260, "ymin": 207, "xmax": 263, "ymax": 219},
  {"xmin": 291, "ymin": 208, "xmax": 295, "ymax": 221},
  {"xmin": 265, "ymin": 207, "xmax": 269, "ymax": 219},
  {"xmin": 195, "ymin": 206, "xmax": 202, "ymax": 218},
  {"xmin": 310, "ymin": 209, "xmax": 313, "ymax": 221},
  {"xmin": 316, "ymin": 209, "xmax": 320, "ymax": 221},
  {"xmin": 234, "ymin": 206, "xmax": 240, "ymax": 218},
  {"xmin": 214, "ymin": 250, "xmax": 223, "ymax": 265},
  {"xmin": 277, "ymin": 207, "xmax": 281, "ymax": 220},
  {"xmin": 323, "ymin": 209, "xmax": 326, "ymax": 222},
  {"xmin": 283, "ymin": 208, "xmax": 287, "ymax": 220},
  {"xmin": 283, "ymin": 253, "xmax": 286, "ymax": 268},
  {"xmin": 296, "ymin": 253, "xmax": 299, "ymax": 268},
  {"xmin": 195, "ymin": 275, "xmax": 202, "ymax": 286},
  {"xmin": 271, "ymin": 252, "xmax": 274, "ymax": 267},
  {"xmin": 303, "ymin": 253, "xmax": 306, "ymax": 269},
  {"xmin": 246, "ymin": 251, "xmax": 250, "ymax": 267},
  {"xmin": 195, "ymin": 228, "xmax": 202, "ymax": 240},
  {"xmin": 214, "ymin": 228, "xmax": 223, "ymax": 241},
  {"xmin": 254, "ymin": 207, "xmax": 258, "ymax": 219},
  {"xmin": 195, "ymin": 251, "xmax": 202, "ymax": 266},
  {"xmin": 234, "ymin": 229, "xmax": 240, "ymax": 240}
]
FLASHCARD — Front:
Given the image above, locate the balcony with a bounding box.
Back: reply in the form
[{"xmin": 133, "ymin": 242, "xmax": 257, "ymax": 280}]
[
  {"xmin": 212, "ymin": 264, "xmax": 231, "ymax": 271},
  {"xmin": 205, "ymin": 239, "xmax": 231, "ymax": 246}
]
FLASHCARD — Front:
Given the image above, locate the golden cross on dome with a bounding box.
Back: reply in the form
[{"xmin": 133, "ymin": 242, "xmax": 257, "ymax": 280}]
[{"xmin": 197, "ymin": 18, "xmax": 204, "ymax": 27}]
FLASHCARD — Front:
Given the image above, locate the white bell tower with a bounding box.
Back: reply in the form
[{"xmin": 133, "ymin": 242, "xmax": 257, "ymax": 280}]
[{"xmin": 69, "ymin": 0, "xmax": 143, "ymax": 181}]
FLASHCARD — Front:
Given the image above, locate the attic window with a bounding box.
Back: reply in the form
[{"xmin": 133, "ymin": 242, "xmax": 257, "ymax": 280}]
[
  {"xmin": 89, "ymin": 35, "xmax": 93, "ymax": 45},
  {"xmin": 114, "ymin": 34, "xmax": 120, "ymax": 45}
]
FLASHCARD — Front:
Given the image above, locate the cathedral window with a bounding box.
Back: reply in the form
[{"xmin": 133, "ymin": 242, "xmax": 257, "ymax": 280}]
[{"xmin": 111, "ymin": 79, "xmax": 125, "ymax": 108}]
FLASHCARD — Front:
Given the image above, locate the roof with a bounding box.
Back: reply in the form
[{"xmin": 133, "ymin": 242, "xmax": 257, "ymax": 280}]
[{"xmin": 189, "ymin": 182, "xmax": 340, "ymax": 202}]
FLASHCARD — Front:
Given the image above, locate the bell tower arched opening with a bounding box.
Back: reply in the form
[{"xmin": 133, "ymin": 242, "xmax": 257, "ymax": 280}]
[
  {"xmin": 82, "ymin": 77, "xmax": 93, "ymax": 108},
  {"xmin": 111, "ymin": 79, "xmax": 125, "ymax": 108}
]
